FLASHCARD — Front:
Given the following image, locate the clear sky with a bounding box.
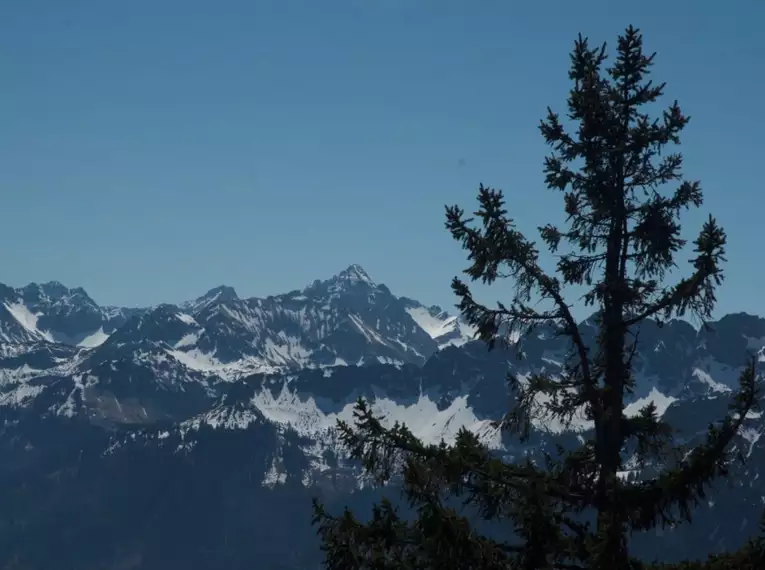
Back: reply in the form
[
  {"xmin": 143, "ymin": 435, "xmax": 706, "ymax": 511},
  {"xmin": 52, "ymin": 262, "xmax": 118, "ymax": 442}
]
[{"xmin": 2, "ymin": 0, "xmax": 763, "ymax": 318}]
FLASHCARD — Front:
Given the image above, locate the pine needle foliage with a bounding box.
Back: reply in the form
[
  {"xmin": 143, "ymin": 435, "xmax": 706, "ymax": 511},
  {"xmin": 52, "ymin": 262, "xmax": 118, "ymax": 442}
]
[{"xmin": 313, "ymin": 26, "xmax": 764, "ymax": 569}]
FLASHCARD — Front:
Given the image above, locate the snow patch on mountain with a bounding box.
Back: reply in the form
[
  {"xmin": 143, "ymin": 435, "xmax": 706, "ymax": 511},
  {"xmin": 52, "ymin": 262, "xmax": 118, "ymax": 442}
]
[
  {"xmin": 403, "ymin": 303, "xmax": 477, "ymax": 349},
  {"xmin": 692, "ymin": 365, "xmax": 733, "ymax": 393},
  {"xmin": 174, "ymin": 332, "xmax": 201, "ymax": 349},
  {"xmin": 56, "ymin": 373, "xmax": 94, "ymax": 418},
  {"xmin": 249, "ymin": 382, "xmax": 502, "ymax": 449},
  {"xmin": 0, "ymin": 360, "xmax": 53, "ymax": 386},
  {"xmin": 366, "ymin": 394, "xmax": 502, "ymax": 448},
  {"xmin": 166, "ymin": 346, "xmax": 280, "ymax": 379},
  {"xmin": 180, "ymin": 286, "xmax": 239, "ymax": 314},
  {"xmin": 347, "ymin": 314, "xmax": 388, "ymax": 346},
  {"xmin": 624, "ymin": 387, "xmax": 677, "ymax": 417},
  {"xmin": 263, "ymin": 457, "xmax": 288, "ymax": 487},
  {"xmin": 0, "ymin": 381, "xmax": 45, "ymax": 407},
  {"xmin": 738, "ymin": 426, "xmax": 763, "ymax": 458},
  {"xmin": 405, "ymin": 306, "xmax": 459, "ymax": 340},
  {"xmin": 316, "ymin": 264, "xmax": 376, "ymax": 298},
  {"xmin": 181, "ymin": 403, "xmax": 264, "ymax": 432},
  {"xmin": 78, "ymin": 327, "xmax": 109, "ymax": 348},
  {"xmin": 3, "ymin": 301, "xmax": 55, "ymax": 343},
  {"xmin": 176, "ymin": 312, "xmax": 199, "ymax": 326},
  {"xmin": 339, "ymin": 264, "xmax": 374, "ymax": 285},
  {"xmin": 263, "ymin": 335, "xmax": 313, "ymax": 365}
]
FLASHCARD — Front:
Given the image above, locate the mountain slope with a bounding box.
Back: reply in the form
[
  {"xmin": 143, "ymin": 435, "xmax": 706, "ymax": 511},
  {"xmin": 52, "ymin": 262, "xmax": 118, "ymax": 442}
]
[
  {"xmin": 0, "ymin": 265, "xmax": 449, "ymax": 423},
  {"xmin": 0, "ymin": 281, "xmax": 143, "ymax": 347},
  {"xmin": 1, "ymin": 265, "xmax": 765, "ymax": 568}
]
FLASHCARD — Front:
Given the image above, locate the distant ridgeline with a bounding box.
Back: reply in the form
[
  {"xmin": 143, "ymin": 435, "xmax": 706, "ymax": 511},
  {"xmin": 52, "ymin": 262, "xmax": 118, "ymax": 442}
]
[{"xmin": 0, "ymin": 270, "xmax": 763, "ymax": 568}]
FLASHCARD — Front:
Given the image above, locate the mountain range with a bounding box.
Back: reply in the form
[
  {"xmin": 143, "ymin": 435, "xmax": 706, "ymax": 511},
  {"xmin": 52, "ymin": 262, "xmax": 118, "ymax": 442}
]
[{"xmin": 0, "ymin": 264, "xmax": 764, "ymax": 569}]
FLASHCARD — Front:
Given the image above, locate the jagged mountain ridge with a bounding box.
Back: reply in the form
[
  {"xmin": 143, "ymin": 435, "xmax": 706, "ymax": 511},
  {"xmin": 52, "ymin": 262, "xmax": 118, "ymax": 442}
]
[
  {"xmin": 1, "ymin": 348, "xmax": 762, "ymax": 568},
  {"xmin": 2, "ymin": 263, "xmax": 765, "ymax": 427},
  {"xmin": 1, "ymin": 265, "xmax": 477, "ymax": 364},
  {"xmin": 0, "ymin": 265, "xmax": 470, "ymax": 365},
  {"xmin": 1, "ymin": 265, "xmax": 765, "ymax": 567},
  {"xmin": 0, "ymin": 280, "xmax": 142, "ymax": 347},
  {"xmin": 0, "ymin": 265, "xmax": 477, "ymax": 421}
]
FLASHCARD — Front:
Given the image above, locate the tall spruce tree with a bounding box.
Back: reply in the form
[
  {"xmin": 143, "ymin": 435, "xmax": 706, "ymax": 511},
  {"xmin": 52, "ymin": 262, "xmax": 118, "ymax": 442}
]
[{"xmin": 312, "ymin": 26, "xmax": 764, "ymax": 569}]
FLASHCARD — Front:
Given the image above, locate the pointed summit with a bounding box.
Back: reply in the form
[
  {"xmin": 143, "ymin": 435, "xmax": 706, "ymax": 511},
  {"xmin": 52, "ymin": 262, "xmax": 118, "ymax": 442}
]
[
  {"xmin": 202, "ymin": 285, "xmax": 239, "ymax": 302},
  {"xmin": 336, "ymin": 263, "xmax": 374, "ymax": 286},
  {"xmin": 22, "ymin": 281, "xmax": 70, "ymax": 300},
  {"xmin": 302, "ymin": 264, "xmax": 377, "ymax": 298},
  {"xmin": 181, "ymin": 285, "xmax": 239, "ymax": 314}
]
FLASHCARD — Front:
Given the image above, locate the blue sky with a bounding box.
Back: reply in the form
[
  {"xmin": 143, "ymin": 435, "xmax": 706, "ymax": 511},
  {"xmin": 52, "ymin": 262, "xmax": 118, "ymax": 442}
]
[{"xmin": 2, "ymin": 0, "xmax": 763, "ymax": 318}]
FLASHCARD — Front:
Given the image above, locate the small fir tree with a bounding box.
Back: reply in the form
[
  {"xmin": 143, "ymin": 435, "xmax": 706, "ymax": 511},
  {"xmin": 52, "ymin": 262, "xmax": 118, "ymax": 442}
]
[{"xmin": 313, "ymin": 26, "xmax": 764, "ymax": 569}]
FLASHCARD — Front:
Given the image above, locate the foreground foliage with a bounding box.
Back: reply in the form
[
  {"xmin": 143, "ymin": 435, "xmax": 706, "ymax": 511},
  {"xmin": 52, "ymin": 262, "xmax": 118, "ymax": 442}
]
[{"xmin": 313, "ymin": 26, "xmax": 764, "ymax": 570}]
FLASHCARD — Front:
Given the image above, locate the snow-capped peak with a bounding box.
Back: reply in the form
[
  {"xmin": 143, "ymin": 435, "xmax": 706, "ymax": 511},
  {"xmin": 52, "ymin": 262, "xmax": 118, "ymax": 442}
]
[
  {"xmin": 202, "ymin": 285, "xmax": 239, "ymax": 303},
  {"xmin": 302, "ymin": 264, "xmax": 378, "ymax": 299},
  {"xmin": 401, "ymin": 298, "xmax": 477, "ymax": 349},
  {"xmin": 180, "ymin": 285, "xmax": 239, "ymax": 314},
  {"xmin": 336, "ymin": 264, "xmax": 374, "ymax": 285}
]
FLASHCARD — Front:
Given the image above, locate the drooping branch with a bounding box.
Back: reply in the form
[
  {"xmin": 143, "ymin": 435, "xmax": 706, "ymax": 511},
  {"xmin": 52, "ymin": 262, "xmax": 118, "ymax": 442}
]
[
  {"xmin": 337, "ymin": 399, "xmax": 586, "ymax": 506},
  {"xmin": 625, "ymin": 216, "xmax": 726, "ymax": 326},
  {"xmin": 446, "ymin": 186, "xmax": 601, "ymax": 423},
  {"xmin": 313, "ymin": 496, "xmax": 521, "ymax": 570},
  {"xmin": 622, "ymin": 358, "xmax": 760, "ymax": 531},
  {"xmin": 645, "ymin": 524, "xmax": 765, "ymax": 570}
]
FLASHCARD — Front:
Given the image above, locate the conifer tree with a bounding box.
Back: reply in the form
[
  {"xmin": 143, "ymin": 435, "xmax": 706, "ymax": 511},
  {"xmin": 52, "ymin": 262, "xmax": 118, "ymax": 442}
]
[{"xmin": 312, "ymin": 26, "xmax": 764, "ymax": 569}]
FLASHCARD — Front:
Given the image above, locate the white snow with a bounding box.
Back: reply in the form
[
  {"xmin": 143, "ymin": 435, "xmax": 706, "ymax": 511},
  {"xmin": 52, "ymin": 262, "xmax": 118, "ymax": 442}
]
[
  {"xmin": 3, "ymin": 301, "xmax": 54, "ymax": 342},
  {"xmin": 174, "ymin": 332, "xmax": 200, "ymax": 349},
  {"xmin": 348, "ymin": 314, "xmax": 389, "ymax": 346},
  {"xmin": 692, "ymin": 362, "xmax": 735, "ymax": 393},
  {"xmin": 250, "ymin": 382, "xmax": 502, "ymax": 449},
  {"xmin": 164, "ymin": 347, "xmax": 280, "ymax": 380},
  {"xmin": 262, "ymin": 456, "xmax": 288, "ymax": 487},
  {"xmin": 530, "ymin": 380, "xmax": 676, "ymax": 434},
  {"xmin": 176, "ymin": 312, "xmax": 198, "ymax": 326},
  {"xmin": 336, "ymin": 264, "xmax": 375, "ymax": 286},
  {"xmin": 182, "ymin": 405, "xmax": 262, "ymax": 432},
  {"xmin": 166, "ymin": 347, "xmax": 223, "ymax": 371},
  {"xmin": 623, "ymin": 387, "xmax": 677, "ymax": 418},
  {"xmin": 0, "ymin": 382, "xmax": 45, "ymax": 407},
  {"xmin": 0, "ymin": 364, "xmax": 42, "ymax": 386},
  {"xmin": 405, "ymin": 307, "xmax": 458, "ymax": 340},
  {"xmin": 356, "ymin": 394, "xmax": 502, "ymax": 449},
  {"xmin": 405, "ymin": 306, "xmax": 477, "ymax": 348},
  {"xmin": 78, "ymin": 327, "xmax": 109, "ymax": 348},
  {"xmin": 739, "ymin": 427, "xmax": 762, "ymax": 458},
  {"xmin": 56, "ymin": 373, "xmax": 89, "ymax": 418},
  {"xmin": 263, "ymin": 336, "xmax": 312, "ymax": 365}
]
